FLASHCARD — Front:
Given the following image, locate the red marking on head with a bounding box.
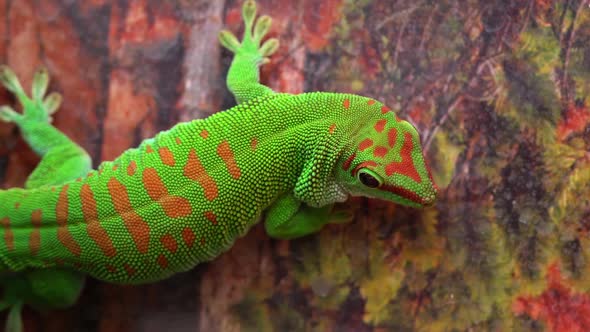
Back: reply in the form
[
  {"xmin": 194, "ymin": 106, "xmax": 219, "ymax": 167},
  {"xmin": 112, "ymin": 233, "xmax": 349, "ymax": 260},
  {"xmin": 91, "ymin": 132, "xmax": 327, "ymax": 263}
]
[
  {"xmin": 146, "ymin": 145, "xmax": 154, "ymax": 153},
  {"xmin": 184, "ymin": 149, "xmax": 218, "ymax": 201},
  {"xmin": 358, "ymin": 138, "xmax": 374, "ymax": 151},
  {"xmin": 107, "ymin": 177, "xmax": 151, "ymax": 254},
  {"xmin": 343, "ymin": 99, "xmax": 351, "ymax": 109},
  {"xmin": 352, "ymin": 161, "xmax": 378, "ymax": 176},
  {"xmin": 127, "ymin": 161, "xmax": 137, "ymax": 176},
  {"xmin": 175, "ymin": 137, "xmax": 182, "ymax": 145},
  {"xmin": 388, "ymin": 128, "xmax": 397, "ymax": 148},
  {"xmin": 106, "ymin": 264, "xmax": 117, "ymax": 273},
  {"xmin": 342, "ymin": 153, "xmax": 357, "ymax": 171},
  {"xmin": 158, "ymin": 147, "xmax": 175, "ymax": 167},
  {"xmin": 251, "ymin": 137, "xmax": 258, "ymax": 151},
  {"xmin": 124, "ymin": 264, "xmax": 136, "ymax": 277},
  {"xmin": 143, "ymin": 168, "xmax": 193, "ymax": 218},
  {"xmin": 381, "ymin": 105, "xmax": 391, "ymax": 114},
  {"xmin": 395, "ymin": 115, "xmax": 401, "ymax": 122},
  {"xmin": 56, "ymin": 185, "xmax": 82, "ymax": 257},
  {"xmin": 81, "ymin": 184, "xmax": 117, "ymax": 257},
  {"xmin": 204, "ymin": 211, "xmax": 217, "ymax": 225},
  {"xmin": 368, "ymin": 100, "xmax": 376, "ymax": 106},
  {"xmin": 385, "ymin": 132, "xmax": 421, "ymax": 183},
  {"xmin": 182, "ymin": 227, "xmax": 196, "ymax": 248},
  {"xmin": 160, "ymin": 234, "xmax": 178, "ymax": 253},
  {"xmin": 1, "ymin": 217, "xmax": 13, "ymax": 251},
  {"xmin": 112, "ymin": 165, "xmax": 119, "ymax": 171},
  {"xmin": 382, "ymin": 184, "xmax": 425, "ymax": 205},
  {"xmin": 217, "ymin": 140, "xmax": 241, "ymax": 180},
  {"xmin": 14, "ymin": 202, "xmax": 20, "ymax": 209},
  {"xmin": 30, "ymin": 209, "xmax": 42, "ymax": 255},
  {"xmin": 329, "ymin": 123, "xmax": 337, "ymax": 134},
  {"xmin": 373, "ymin": 146, "xmax": 388, "ymax": 158},
  {"xmin": 157, "ymin": 255, "xmax": 168, "ymax": 269},
  {"xmin": 374, "ymin": 119, "xmax": 387, "ymax": 133},
  {"xmin": 200, "ymin": 129, "xmax": 209, "ymax": 139}
]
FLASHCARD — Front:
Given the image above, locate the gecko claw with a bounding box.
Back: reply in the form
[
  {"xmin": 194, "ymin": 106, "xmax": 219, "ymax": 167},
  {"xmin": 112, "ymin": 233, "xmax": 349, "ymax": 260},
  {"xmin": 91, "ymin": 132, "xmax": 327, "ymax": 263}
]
[
  {"xmin": 0, "ymin": 65, "xmax": 25, "ymax": 96},
  {"xmin": 218, "ymin": 30, "xmax": 241, "ymax": 53},
  {"xmin": 32, "ymin": 67, "xmax": 50, "ymax": 102},
  {"xmin": 260, "ymin": 38, "xmax": 279, "ymax": 57},
  {"xmin": 253, "ymin": 15, "xmax": 272, "ymax": 43}
]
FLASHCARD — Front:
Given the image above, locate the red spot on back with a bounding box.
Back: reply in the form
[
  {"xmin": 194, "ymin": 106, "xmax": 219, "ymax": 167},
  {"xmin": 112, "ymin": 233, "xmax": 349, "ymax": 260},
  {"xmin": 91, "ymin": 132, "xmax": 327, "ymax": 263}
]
[
  {"xmin": 112, "ymin": 164, "xmax": 119, "ymax": 171},
  {"xmin": 107, "ymin": 178, "xmax": 151, "ymax": 254},
  {"xmin": 358, "ymin": 138, "xmax": 374, "ymax": 151},
  {"xmin": 14, "ymin": 202, "xmax": 20, "ymax": 209},
  {"xmin": 81, "ymin": 184, "xmax": 117, "ymax": 258},
  {"xmin": 158, "ymin": 147, "xmax": 175, "ymax": 167},
  {"xmin": 127, "ymin": 161, "xmax": 137, "ymax": 176},
  {"xmin": 373, "ymin": 146, "xmax": 388, "ymax": 158},
  {"xmin": 142, "ymin": 168, "xmax": 192, "ymax": 218},
  {"xmin": 381, "ymin": 105, "xmax": 391, "ymax": 114},
  {"xmin": 56, "ymin": 185, "xmax": 82, "ymax": 257},
  {"xmin": 251, "ymin": 137, "xmax": 258, "ymax": 151},
  {"xmin": 217, "ymin": 140, "xmax": 241, "ymax": 179},
  {"xmin": 204, "ymin": 211, "xmax": 217, "ymax": 225},
  {"xmin": 146, "ymin": 145, "xmax": 154, "ymax": 153},
  {"xmin": 175, "ymin": 137, "xmax": 182, "ymax": 145},
  {"xmin": 385, "ymin": 132, "xmax": 421, "ymax": 183},
  {"xmin": 157, "ymin": 254, "xmax": 168, "ymax": 269},
  {"xmin": 182, "ymin": 227, "xmax": 196, "ymax": 248},
  {"xmin": 329, "ymin": 123, "xmax": 337, "ymax": 134},
  {"xmin": 367, "ymin": 100, "xmax": 376, "ymax": 106},
  {"xmin": 342, "ymin": 153, "xmax": 356, "ymax": 171},
  {"xmin": 200, "ymin": 129, "xmax": 209, "ymax": 139},
  {"xmin": 184, "ymin": 149, "xmax": 218, "ymax": 201},
  {"xmin": 1, "ymin": 217, "xmax": 14, "ymax": 251},
  {"xmin": 106, "ymin": 264, "xmax": 117, "ymax": 273},
  {"xmin": 124, "ymin": 264, "xmax": 136, "ymax": 277},
  {"xmin": 374, "ymin": 119, "xmax": 387, "ymax": 133},
  {"xmin": 160, "ymin": 234, "xmax": 178, "ymax": 253},
  {"xmin": 30, "ymin": 209, "xmax": 42, "ymax": 255},
  {"xmin": 343, "ymin": 99, "xmax": 351, "ymax": 109},
  {"xmin": 388, "ymin": 128, "xmax": 398, "ymax": 148}
]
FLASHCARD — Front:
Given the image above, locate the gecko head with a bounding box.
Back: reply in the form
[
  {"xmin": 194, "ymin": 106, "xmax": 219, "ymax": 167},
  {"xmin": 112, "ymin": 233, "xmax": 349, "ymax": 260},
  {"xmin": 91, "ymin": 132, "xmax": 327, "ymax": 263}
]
[{"xmin": 335, "ymin": 100, "xmax": 438, "ymax": 208}]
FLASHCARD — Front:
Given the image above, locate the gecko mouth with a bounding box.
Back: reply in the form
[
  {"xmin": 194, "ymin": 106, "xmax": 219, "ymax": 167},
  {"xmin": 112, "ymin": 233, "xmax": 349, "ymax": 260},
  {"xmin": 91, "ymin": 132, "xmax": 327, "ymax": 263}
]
[{"xmin": 381, "ymin": 184, "xmax": 430, "ymax": 206}]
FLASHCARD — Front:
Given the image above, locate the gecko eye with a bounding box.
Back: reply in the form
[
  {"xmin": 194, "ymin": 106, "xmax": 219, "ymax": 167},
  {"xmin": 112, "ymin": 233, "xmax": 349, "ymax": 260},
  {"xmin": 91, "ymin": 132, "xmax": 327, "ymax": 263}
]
[{"xmin": 357, "ymin": 169, "xmax": 382, "ymax": 188}]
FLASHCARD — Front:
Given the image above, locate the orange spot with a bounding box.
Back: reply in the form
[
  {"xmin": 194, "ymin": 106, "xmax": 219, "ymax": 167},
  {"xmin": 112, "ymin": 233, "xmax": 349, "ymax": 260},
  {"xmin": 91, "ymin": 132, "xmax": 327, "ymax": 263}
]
[
  {"xmin": 158, "ymin": 147, "xmax": 175, "ymax": 167},
  {"xmin": 56, "ymin": 185, "xmax": 82, "ymax": 257},
  {"xmin": 127, "ymin": 161, "xmax": 137, "ymax": 176},
  {"xmin": 30, "ymin": 209, "xmax": 42, "ymax": 255},
  {"xmin": 342, "ymin": 153, "xmax": 356, "ymax": 171},
  {"xmin": 14, "ymin": 202, "xmax": 20, "ymax": 209},
  {"xmin": 124, "ymin": 264, "xmax": 136, "ymax": 277},
  {"xmin": 106, "ymin": 264, "xmax": 117, "ymax": 273},
  {"xmin": 200, "ymin": 129, "xmax": 209, "ymax": 139},
  {"xmin": 388, "ymin": 128, "xmax": 398, "ymax": 148},
  {"xmin": 1, "ymin": 217, "xmax": 13, "ymax": 251},
  {"xmin": 76, "ymin": 177, "xmax": 82, "ymax": 182},
  {"xmin": 373, "ymin": 146, "xmax": 388, "ymax": 158},
  {"xmin": 107, "ymin": 178, "xmax": 151, "ymax": 254},
  {"xmin": 184, "ymin": 149, "xmax": 218, "ymax": 201},
  {"xmin": 157, "ymin": 255, "xmax": 168, "ymax": 269},
  {"xmin": 368, "ymin": 100, "xmax": 376, "ymax": 106},
  {"xmin": 182, "ymin": 227, "xmax": 196, "ymax": 248},
  {"xmin": 142, "ymin": 168, "xmax": 192, "ymax": 218},
  {"xmin": 374, "ymin": 119, "xmax": 387, "ymax": 133},
  {"xmin": 87, "ymin": 172, "xmax": 94, "ymax": 178},
  {"xmin": 81, "ymin": 184, "xmax": 117, "ymax": 258},
  {"xmin": 217, "ymin": 141, "xmax": 241, "ymax": 179},
  {"xmin": 329, "ymin": 123, "xmax": 337, "ymax": 134},
  {"xmin": 381, "ymin": 105, "xmax": 391, "ymax": 114},
  {"xmin": 160, "ymin": 234, "xmax": 178, "ymax": 253},
  {"xmin": 251, "ymin": 137, "xmax": 258, "ymax": 150},
  {"xmin": 51, "ymin": 187, "xmax": 57, "ymax": 192},
  {"xmin": 358, "ymin": 138, "xmax": 374, "ymax": 151},
  {"xmin": 175, "ymin": 137, "xmax": 182, "ymax": 145},
  {"xmin": 146, "ymin": 145, "xmax": 154, "ymax": 153},
  {"xmin": 112, "ymin": 164, "xmax": 119, "ymax": 171},
  {"xmin": 343, "ymin": 99, "xmax": 350, "ymax": 109},
  {"xmin": 385, "ymin": 132, "xmax": 421, "ymax": 183},
  {"xmin": 204, "ymin": 211, "xmax": 217, "ymax": 225}
]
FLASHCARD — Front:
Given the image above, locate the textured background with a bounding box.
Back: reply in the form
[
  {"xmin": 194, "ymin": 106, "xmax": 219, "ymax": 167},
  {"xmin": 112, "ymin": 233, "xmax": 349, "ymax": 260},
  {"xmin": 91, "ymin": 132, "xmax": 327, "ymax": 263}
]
[{"xmin": 0, "ymin": 0, "xmax": 589, "ymax": 331}]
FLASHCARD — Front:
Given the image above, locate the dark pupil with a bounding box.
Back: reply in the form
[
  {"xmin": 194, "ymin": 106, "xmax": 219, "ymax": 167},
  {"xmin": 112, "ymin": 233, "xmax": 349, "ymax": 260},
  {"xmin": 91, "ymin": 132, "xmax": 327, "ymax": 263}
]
[{"xmin": 359, "ymin": 172, "xmax": 380, "ymax": 188}]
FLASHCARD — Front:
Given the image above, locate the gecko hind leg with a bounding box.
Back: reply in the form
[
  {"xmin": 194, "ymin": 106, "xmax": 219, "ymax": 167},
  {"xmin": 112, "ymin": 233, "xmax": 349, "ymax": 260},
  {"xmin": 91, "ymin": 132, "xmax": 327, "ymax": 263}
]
[{"xmin": 0, "ymin": 66, "xmax": 89, "ymax": 332}]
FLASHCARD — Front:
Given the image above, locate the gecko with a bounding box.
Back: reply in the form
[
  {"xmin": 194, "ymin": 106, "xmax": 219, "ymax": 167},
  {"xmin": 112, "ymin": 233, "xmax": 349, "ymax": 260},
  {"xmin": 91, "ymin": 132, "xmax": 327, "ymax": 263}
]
[{"xmin": 0, "ymin": 1, "xmax": 438, "ymax": 331}]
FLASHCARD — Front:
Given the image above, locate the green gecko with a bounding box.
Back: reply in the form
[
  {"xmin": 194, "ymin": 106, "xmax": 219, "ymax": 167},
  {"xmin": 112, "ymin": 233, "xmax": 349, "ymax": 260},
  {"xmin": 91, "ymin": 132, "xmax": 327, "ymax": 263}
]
[{"xmin": 0, "ymin": 1, "xmax": 437, "ymax": 331}]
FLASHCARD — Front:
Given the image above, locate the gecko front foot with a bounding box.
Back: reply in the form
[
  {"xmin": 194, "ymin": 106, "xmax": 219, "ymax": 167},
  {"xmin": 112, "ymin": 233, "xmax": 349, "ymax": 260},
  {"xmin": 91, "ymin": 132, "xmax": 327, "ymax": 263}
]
[
  {"xmin": 218, "ymin": 0, "xmax": 279, "ymax": 64},
  {"xmin": 0, "ymin": 66, "xmax": 62, "ymax": 125}
]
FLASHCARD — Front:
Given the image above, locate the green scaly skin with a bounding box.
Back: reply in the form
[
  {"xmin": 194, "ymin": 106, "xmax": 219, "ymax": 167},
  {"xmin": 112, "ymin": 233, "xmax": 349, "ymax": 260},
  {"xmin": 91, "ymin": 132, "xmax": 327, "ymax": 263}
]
[{"xmin": 0, "ymin": 1, "xmax": 437, "ymax": 331}]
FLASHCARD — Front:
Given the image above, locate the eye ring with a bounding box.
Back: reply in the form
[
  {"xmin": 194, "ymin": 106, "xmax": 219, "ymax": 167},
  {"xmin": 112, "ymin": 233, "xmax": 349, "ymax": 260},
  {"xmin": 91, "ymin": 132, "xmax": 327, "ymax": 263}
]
[{"xmin": 357, "ymin": 168, "xmax": 382, "ymax": 188}]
